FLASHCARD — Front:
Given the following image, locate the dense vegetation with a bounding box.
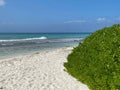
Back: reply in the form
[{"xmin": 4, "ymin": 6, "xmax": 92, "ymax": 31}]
[{"xmin": 64, "ymin": 24, "xmax": 120, "ymax": 90}]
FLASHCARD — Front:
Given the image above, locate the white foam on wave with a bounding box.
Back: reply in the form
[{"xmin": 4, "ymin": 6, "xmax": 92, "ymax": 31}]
[{"xmin": 0, "ymin": 36, "xmax": 47, "ymax": 42}]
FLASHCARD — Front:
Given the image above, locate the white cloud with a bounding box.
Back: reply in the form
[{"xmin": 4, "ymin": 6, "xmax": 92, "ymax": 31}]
[
  {"xmin": 64, "ymin": 20, "xmax": 86, "ymax": 23},
  {"xmin": 0, "ymin": 0, "xmax": 5, "ymax": 6},
  {"xmin": 97, "ymin": 17, "xmax": 106, "ymax": 22}
]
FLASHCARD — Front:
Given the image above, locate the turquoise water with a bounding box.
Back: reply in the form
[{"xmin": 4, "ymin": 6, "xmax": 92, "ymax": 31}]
[
  {"xmin": 0, "ymin": 33, "xmax": 90, "ymax": 59},
  {"xmin": 0, "ymin": 33, "xmax": 89, "ymax": 39}
]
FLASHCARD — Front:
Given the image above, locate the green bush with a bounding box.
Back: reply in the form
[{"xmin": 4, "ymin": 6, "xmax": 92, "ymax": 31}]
[{"xmin": 64, "ymin": 24, "xmax": 120, "ymax": 90}]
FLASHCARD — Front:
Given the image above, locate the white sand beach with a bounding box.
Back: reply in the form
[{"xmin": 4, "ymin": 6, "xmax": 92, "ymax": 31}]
[{"xmin": 0, "ymin": 47, "xmax": 89, "ymax": 90}]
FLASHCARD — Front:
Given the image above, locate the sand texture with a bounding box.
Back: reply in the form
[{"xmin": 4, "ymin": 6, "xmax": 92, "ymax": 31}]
[{"xmin": 0, "ymin": 47, "xmax": 89, "ymax": 90}]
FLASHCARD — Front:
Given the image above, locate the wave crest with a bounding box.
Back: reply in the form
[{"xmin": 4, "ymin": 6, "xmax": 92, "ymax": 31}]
[{"xmin": 0, "ymin": 36, "xmax": 47, "ymax": 42}]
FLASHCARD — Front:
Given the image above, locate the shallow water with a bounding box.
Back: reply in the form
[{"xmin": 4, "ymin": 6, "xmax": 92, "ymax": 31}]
[{"xmin": 0, "ymin": 33, "xmax": 90, "ymax": 59}]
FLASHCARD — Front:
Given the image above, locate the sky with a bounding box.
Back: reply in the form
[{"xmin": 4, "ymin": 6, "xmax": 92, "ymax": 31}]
[{"xmin": 0, "ymin": 0, "xmax": 120, "ymax": 33}]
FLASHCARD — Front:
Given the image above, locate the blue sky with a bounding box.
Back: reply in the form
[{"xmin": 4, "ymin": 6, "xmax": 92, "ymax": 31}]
[{"xmin": 0, "ymin": 0, "xmax": 120, "ymax": 33}]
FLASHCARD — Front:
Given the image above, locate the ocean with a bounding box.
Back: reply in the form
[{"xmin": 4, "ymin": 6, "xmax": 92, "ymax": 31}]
[{"xmin": 0, "ymin": 33, "xmax": 90, "ymax": 59}]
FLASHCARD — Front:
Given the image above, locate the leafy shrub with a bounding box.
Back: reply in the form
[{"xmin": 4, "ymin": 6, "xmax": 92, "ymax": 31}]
[{"xmin": 64, "ymin": 24, "xmax": 120, "ymax": 90}]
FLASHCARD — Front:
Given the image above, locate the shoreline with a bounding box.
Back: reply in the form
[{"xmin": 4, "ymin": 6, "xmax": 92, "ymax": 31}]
[
  {"xmin": 0, "ymin": 46, "xmax": 70, "ymax": 60},
  {"xmin": 0, "ymin": 44, "xmax": 78, "ymax": 60},
  {"xmin": 0, "ymin": 47, "xmax": 89, "ymax": 90}
]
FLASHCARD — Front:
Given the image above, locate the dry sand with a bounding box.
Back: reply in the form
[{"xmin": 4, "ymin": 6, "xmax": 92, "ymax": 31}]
[{"xmin": 0, "ymin": 47, "xmax": 89, "ymax": 90}]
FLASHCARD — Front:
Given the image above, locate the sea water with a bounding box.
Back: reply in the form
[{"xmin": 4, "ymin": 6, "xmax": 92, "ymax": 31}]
[{"xmin": 0, "ymin": 33, "xmax": 90, "ymax": 59}]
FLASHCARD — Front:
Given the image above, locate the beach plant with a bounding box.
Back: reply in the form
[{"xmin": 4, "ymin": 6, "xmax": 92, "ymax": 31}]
[{"xmin": 64, "ymin": 24, "xmax": 120, "ymax": 90}]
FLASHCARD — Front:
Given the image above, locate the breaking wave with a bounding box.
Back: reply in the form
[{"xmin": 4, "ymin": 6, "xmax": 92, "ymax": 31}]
[{"xmin": 0, "ymin": 36, "xmax": 47, "ymax": 42}]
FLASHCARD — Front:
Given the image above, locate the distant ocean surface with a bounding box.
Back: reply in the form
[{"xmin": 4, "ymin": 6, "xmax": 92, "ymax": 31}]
[{"xmin": 0, "ymin": 33, "xmax": 90, "ymax": 59}]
